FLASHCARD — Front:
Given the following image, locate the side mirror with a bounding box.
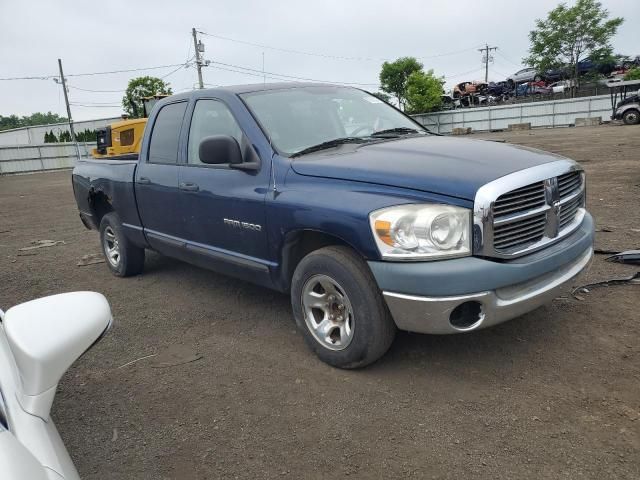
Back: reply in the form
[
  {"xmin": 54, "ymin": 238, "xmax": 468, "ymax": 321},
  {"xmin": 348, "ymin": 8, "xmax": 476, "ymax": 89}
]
[
  {"xmin": 4, "ymin": 292, "xmax": 112, "ymax": 420},
  {"xmin": 199, "ymin": 135, "xmax": 243, "ymax": 165}
]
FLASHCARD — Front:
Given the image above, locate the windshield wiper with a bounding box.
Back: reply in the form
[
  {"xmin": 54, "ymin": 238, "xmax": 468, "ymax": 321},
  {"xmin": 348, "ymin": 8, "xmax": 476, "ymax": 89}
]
[
  {"xmin": 290, "ymin": 137, "xmax": 369, "ymax": 158},
  {"xmin": 370, "ymin": 127, "xmax": 423, "ymax": 137}
]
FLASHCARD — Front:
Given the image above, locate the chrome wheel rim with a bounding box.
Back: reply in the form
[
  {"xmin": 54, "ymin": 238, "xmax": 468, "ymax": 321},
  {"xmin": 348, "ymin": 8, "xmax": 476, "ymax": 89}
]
[
  {"xmin": 301, "ymin": 274, "xmax": 354, "ymax": 351},
  {"xmin": 626, "ymin": 112, "xmax": 638, "ymax": 124},
  {"xmin": 103, "ymin": 226, "xmax": 121, "ymax": 267}
]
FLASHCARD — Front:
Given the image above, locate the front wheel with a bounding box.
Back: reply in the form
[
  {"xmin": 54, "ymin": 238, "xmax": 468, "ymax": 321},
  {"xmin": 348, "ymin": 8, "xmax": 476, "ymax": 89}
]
[
  {"xmin": 291, "ymin": 246, "xmax": 396, "ymax": 369},
  {"xmin": 622, "ymin": 109, "xmax": 640, "ymax": 125},
  {"xmin": 99, "ymin": 212, "xmax": 145, "ymax": 277}
]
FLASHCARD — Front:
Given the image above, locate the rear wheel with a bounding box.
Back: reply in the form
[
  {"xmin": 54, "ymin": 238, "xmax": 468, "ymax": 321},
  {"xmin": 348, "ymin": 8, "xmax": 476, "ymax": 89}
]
[
  {"xmin": 99, "ymin": 212, "xmax": 145, "ymax": 277},
  {"xmin": 291, "ymin": 246, "xmax": 396, "ymax": 369},
  {"xmin": 622, "ymin": 109, "xmax": 640, "ymax": 125}
]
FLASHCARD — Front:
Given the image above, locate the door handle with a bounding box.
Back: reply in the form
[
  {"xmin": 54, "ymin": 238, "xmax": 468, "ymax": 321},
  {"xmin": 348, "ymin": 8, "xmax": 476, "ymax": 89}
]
[
  {"xmin": 138, "ymin": 176, "xmax": 151, "ymax": 185},
  {"xmin": 179, "ymin": 182, "xmax": 200, "ymax": 192}
]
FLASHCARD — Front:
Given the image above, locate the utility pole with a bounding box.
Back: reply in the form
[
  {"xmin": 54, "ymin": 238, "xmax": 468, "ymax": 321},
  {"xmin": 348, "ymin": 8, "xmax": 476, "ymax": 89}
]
[
  {"xmin": 192, "ymin": 28, "xmax": 204, "ymax": 89},
  {"xmin": 57, "ymin": 58, "xmax": 81, "ymax": 160},
  {"xmin": 478, "ymin": 44, "xmax": 498, "ymax": 83}
]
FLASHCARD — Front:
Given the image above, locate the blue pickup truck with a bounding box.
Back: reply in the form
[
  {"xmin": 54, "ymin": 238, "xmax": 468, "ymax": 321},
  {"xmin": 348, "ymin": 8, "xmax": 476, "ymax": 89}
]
[{"xmin": 72, "ymin": 83, "xmax": 594, "ymax": 368}]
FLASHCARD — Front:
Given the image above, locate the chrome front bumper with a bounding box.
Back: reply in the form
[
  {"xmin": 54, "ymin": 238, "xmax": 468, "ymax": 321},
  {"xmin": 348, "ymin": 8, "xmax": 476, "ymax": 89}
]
[{"xmin": 382, "ymin": 246, "xmax": 593, "ymax": 335}]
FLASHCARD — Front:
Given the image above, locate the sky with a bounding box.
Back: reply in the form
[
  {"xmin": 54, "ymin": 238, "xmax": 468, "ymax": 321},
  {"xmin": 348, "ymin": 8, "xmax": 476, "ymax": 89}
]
[{"xmin": 1, "ymin": 0, "xmax": 638, "ymax": 121}]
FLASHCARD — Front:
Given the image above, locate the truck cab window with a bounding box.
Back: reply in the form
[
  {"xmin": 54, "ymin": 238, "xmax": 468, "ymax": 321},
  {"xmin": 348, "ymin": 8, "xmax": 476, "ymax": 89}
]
[
  {"xmin": 148, "ymin": 102, "xmax": 187, "ymax": 164},
  {"xmin": 187, "ymin": 100, "xmax": 243, "ymax": 164},
  {"xmin": 120, "ymin": 128, "xmax": 135, "ymax": 147}
]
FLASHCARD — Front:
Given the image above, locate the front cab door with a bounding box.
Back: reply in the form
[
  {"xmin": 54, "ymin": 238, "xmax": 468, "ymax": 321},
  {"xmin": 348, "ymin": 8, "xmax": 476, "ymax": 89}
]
[{"xmin": 178, "ymin": 98, "xmax": 271, "ymax": 283}]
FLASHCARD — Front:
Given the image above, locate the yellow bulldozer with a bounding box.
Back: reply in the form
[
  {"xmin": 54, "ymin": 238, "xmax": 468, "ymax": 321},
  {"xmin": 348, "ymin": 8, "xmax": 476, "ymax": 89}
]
[{"xmin": 92, "ymin": 95, "xmax": 168, "ymax": 159}]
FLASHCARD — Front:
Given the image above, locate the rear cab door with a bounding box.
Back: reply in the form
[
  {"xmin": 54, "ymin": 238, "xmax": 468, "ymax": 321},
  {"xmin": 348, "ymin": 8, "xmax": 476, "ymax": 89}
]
[{"xmin": 135, "ymin": 100, "xmax": 188, "ymax": 256}]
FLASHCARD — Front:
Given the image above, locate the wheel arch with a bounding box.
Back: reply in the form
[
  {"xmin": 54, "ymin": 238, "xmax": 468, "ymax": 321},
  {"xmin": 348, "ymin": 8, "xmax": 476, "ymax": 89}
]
[
  {"xmin": 89, "ymin": 188, "xmax": 114, "ymax": 228},
  {"xmin": 276, "ymin": 229, "xmax": 366, "ymax": 293}
]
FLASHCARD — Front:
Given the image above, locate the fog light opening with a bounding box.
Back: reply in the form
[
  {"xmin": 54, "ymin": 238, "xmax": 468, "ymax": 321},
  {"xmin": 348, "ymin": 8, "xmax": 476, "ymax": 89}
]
[{"xmin": 449, "ymin": 301, "xmax": 484, "ymax": 331}]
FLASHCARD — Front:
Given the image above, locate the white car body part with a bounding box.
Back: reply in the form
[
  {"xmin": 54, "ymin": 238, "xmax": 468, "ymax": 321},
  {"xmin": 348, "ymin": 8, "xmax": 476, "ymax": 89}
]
[{"xmin": 0, "ymin": 292, "xmax": 112, "ymax": 480}]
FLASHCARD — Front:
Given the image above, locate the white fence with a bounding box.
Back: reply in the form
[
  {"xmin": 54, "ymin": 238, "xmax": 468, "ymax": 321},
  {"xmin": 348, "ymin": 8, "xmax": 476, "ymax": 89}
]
[
  {"xmin": 412, "ymin": 94, "xmax": 613, "ymax": 134},
  {"xmin": 0, "ymin": 117, "xmax": 120, "ymax": 146},
  {"xmin": 0, "ymin": 143, "xmax": 95, "ymax": 175}
]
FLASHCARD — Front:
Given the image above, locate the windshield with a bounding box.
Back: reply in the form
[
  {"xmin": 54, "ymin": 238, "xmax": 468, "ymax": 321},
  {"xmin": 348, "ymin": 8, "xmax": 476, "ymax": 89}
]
[{"xmin": 241, "ymin": 86, "xmax": 426, "ymax": 156}]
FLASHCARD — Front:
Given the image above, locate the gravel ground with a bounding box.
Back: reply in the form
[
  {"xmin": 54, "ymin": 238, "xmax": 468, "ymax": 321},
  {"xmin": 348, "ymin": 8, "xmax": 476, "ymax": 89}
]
[{"xmin": 1, "ymin": 124, "xmax": 639, "ymax": 479}]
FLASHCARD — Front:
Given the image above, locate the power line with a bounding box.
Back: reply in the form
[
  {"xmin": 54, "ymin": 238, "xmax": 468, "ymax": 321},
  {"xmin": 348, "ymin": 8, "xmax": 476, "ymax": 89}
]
[
  {"xmin": 66, "ymin": 62, "xmax": 190, "ymax": 78},
  {"xmin": 0, "ymin": 62, "xmax": 191, "ymax": 81},
  {"xmin": 198, "ymin": 30, "xmax": 482, "ymax": 62},
  {"xmin": 198, "ymin": 31, "xmax": 380, "ymax": 61},
  {"xmin": 495, "ymin": 50, "xmax": 522, "ymax": 67},
  {"xmin": 210, "ymin": 60, "xmax": 379, "ymax": 86},
  {"xmin": 160, "ymin": 60, "xmax": 194, "ymax": 80},
  {"xmin": 443, "ymin": 67, "xmax": 484, "ymax": 80},
  {"xmin": 68, "ymin": 85, "xmax": 125, "ymax": 93},
  {"xmin": 69, "ymin": 100, "xmax": 122, "ymax": 105},
  {"xmin": 70, "ymin": 103, "xmax": 122, "ymax": 108},
  {"xmin": 490, "ymin": 69, "xmax": 512, "ymax": 79},
  {"xmin": 212, "ymin": 60, "xmax": 482, "ymax": 87},
  {"xmin": 0, "ymin": 74, "xmax": 54, "ymax": 81}
]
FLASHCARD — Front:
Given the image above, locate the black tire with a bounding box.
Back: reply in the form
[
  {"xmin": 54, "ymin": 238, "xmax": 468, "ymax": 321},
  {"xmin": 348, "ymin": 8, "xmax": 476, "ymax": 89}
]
[
  {"xmin": 622, "ymin": 109, "xmax": 640, "ymax": 125},
  {"xmin": 291, "ymin": 246, "xmax": 396, "ymax": 369},
  {"xmin": 99, "ymin": 212, "xmax": 145, "ymax": 277}
]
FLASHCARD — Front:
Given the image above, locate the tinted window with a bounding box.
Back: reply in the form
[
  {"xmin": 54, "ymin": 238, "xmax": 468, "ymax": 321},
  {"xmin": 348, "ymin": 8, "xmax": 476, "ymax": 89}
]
[
  {"xmin": 187, "ymin": 100, "xmax": 243, "ymax": 164},
  {"xmin": 148, "ymin": 102, "xmax": 187, "ymax": 164}
]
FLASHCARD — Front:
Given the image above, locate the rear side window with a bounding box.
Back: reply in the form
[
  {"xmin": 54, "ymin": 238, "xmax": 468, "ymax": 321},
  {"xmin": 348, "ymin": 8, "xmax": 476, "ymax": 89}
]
[{"xmin": 148, "ymin": 102, "xmax": 187, "ymax": 164}]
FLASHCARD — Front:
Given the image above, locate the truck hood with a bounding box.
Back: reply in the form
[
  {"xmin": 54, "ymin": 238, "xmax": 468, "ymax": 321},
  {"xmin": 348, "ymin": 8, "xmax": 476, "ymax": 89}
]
[{"xmin": 290, "ymin": 135, "xmax": 564, "ymax": 200}]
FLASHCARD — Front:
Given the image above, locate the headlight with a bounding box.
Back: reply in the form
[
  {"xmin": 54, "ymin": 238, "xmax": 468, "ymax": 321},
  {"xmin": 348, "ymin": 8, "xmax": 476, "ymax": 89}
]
[{"xmin": 369, "ymin": 204, "xmax": 471, "ymax": 260}]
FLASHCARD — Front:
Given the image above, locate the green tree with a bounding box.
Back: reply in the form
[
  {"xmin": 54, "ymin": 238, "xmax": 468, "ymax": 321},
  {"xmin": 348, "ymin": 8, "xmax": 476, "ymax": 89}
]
[
  {"xmin": 524, "ymin": 0, "xmax": 623, "ymax": 96},
  {"xmin": 58, "ymin": 130, "xmax": 72, "ymax": 142},
  {"xmin": 122, "ymin": 76, "xmax": 172, "ymax": 118},
  {"xmin": 624, "ymin": 67, "xmax": 640, "ymax": 81},
  {"xmin": 405, "ymin": 70, "xmax": 444, "ymax": 114},
  {"xmin": 0, "ymin": 112, "xmax": 67, "ymax": 132},
  {"xmin": 370, "ymin": 91, "xmax": 392, "ymax": 103},
  {"xmin": 379, "ymin": 57, "xmax": 423, "ymax": 110}
]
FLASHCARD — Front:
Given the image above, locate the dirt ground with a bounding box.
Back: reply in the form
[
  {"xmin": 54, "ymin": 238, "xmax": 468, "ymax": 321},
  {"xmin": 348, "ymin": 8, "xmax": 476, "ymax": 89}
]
[{"xmin": 1, "ymin": 124, "xmax": 639, "ymax": 479}]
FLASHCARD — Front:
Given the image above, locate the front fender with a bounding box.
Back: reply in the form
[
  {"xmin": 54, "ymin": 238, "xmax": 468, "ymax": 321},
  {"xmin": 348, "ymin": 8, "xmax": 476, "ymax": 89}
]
[{"xmin": 266, "ymin": 170, "xmax": 473, "ymax": 289}]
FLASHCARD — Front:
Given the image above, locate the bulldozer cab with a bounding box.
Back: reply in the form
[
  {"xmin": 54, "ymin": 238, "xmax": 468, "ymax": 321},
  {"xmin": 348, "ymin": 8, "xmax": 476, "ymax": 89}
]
[{"xmin": 92, "ymin": 94, "xmax": 170, "ymax": 159}]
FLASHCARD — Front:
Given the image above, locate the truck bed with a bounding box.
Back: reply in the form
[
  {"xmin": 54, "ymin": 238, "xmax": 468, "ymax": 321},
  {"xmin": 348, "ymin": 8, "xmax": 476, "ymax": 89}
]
[{"xmin": 72, "ymin": 158, "xmax": 139, "ymax": 231}]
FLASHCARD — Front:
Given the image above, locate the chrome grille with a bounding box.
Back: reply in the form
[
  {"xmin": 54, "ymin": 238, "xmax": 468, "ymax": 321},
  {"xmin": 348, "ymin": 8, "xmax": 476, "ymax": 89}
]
[
  {"xmin": 473, "ymin": 161, "xmax": 586, "ymax": 259},
  {"xmin": 558, "ymin": 171, "xmax": 581, "ymax": 199},
  {"xmin": 493, "ymin": 181, "xmax": 546, "ymax": 217},
  {"xmin": 493, "ymin": 211, "xmax": 547, "ymax": 250},
  {"xmin": 559, "ymin": 191, "xmax": 583, "ymax": 229}
]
